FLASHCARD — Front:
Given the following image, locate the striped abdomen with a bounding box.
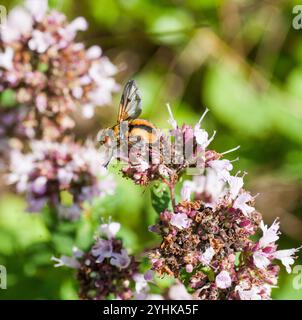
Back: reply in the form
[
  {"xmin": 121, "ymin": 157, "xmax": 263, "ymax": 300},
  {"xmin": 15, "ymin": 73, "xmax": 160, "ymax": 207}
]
[{"xmin": 128, "ymin": 119, "xmax": 157, "ymax": 144}]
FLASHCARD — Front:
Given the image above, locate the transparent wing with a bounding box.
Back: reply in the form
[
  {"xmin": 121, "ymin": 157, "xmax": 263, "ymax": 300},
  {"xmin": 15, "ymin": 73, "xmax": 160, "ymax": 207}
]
[{"xmin": 117, "ymin": 80, "xmax": 142, "ymax": 122}]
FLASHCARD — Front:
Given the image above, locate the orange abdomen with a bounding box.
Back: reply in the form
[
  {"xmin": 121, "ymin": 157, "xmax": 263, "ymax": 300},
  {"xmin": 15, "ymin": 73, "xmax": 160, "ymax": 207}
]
[{"xmin": 128, "ymin": 119, "xmax": 157, "ymax": 144}]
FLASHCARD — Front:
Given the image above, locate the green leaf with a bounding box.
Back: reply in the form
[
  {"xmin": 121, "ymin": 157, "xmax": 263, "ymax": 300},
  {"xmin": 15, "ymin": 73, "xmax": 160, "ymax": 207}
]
[
  {"xmin": 151, "ymin": 182, "xmax": 171, "ymax": 214},
  {"xmin": 180, "ymin": 269, "xmax": 192, "ymax": 286},
  {"xmin": 154, "ymin": 274, "xmax": 175, "ymax": 290},
  {"xmin": 199, "ymin": 266, "xmax": 215, "ymax": 282}
]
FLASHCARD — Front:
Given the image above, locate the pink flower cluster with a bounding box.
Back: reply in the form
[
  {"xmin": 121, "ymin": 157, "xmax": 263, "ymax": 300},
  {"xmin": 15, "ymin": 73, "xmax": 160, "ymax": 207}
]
[
  {"xmin": 7, "ymin": 139, "xmax": 115, "ymax": 219},
  {"xmin": 1, "ymin": 1, "xmax": 118, "ymax": 220},
  {"xmin": 52, "ymin": 220, "xmax": 152, "ymax": 300},
  {"xmin": 146, "ymin": 109, "xmax": 301, "ymax": 300},
  {"xmin": 0, "ymin": 0, "xmax": 118, "ymax": 141},
  {"xmin": 149, "ymin": 191, "xmax": 300, "ymax": 299}
]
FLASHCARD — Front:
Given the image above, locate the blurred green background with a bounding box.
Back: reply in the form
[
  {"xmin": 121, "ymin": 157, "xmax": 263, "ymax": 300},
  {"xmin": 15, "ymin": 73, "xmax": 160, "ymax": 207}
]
[{"xmin": 0, "ymin": 0, "xmax": 302, "ymax": 299}]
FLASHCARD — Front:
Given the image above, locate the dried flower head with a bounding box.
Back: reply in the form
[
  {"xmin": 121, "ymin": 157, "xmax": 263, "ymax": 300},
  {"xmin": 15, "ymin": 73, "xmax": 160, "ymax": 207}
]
[
  {"xmin": 146, "ymin": 108, "xmax": 301, "ymax": 300},
  {"xmin": 149, "ymin": 166, "xmax": 301, "ymax": 300}
]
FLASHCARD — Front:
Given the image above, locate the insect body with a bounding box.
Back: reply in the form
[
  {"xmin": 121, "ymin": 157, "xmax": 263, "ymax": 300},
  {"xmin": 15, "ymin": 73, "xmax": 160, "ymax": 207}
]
[{"xmin": 101, "ymin": 80, "xmax": 158, "ymax": 146}]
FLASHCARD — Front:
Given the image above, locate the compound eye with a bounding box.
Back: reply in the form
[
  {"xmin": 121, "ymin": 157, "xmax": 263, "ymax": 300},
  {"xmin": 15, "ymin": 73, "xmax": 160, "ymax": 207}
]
[
  {"xmin": 104, "ymin": 136, "xmax": 110, "ymax": 144},
  {"xmin": 99, "ymin": 136, "xmax": 110, "ymax": 146}
]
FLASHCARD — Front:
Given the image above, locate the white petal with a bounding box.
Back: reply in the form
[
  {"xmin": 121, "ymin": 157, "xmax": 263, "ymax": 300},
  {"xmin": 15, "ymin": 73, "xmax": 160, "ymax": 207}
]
[
  {"xmin": 228, "ymin": 176, "xmax": 244, "ymax": 199},
  {"xmin": 259, "ymin": 219, "xmax": 280, "ymax": 248},
  {"xmin": 253, "ymin": 251, "xmax": 271, "ymax": 269},
  {"xmin": 170, "ymin": 213, "xmax": 191, "ymax": 230},
  {"xmin": 215, "ymin": 270, "xmax": 232, "ymax": 289}
]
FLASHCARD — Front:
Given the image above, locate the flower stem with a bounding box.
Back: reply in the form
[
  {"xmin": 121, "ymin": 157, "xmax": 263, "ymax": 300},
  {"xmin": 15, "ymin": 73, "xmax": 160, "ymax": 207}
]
[{"xmin": 163, "ymin": 178, "xmax": 176, "ymax": 211}]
